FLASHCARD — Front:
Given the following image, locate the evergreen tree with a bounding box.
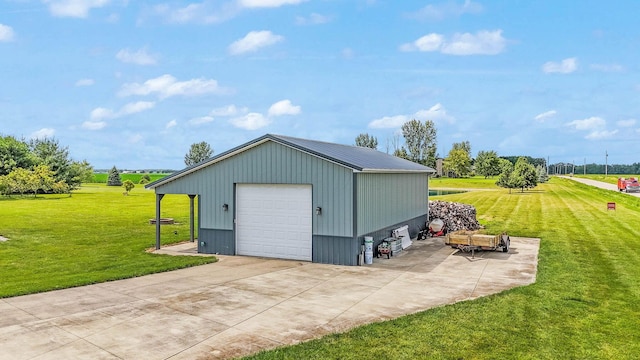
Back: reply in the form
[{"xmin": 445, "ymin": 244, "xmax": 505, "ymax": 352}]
[{"xmin": 107, "ymin": 166, "xmax": 122, "ymax": 186}]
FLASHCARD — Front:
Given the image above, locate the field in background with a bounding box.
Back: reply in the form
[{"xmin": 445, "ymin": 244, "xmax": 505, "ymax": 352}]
[
  {"xmin": 91, "ymin": 173, "xmax": 170, "ymax": 184},
  {"xmin": 0, "ymin": 184, "xmax": 215, "ymax": 297},
  {"xmin": 247, "ymin": 176, "xmax": 640, "ymax": 359}
]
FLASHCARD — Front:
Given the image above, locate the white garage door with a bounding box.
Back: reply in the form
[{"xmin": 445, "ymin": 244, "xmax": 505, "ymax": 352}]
[{"xmin": 236, "ymin": 184, "xmax": 312, "ymax": 261}]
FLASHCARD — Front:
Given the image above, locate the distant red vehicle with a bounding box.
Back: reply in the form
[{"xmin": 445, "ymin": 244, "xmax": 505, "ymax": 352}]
[{"xmin": 617, "ymin": 177, "xmax": 640, "ymax": 193}]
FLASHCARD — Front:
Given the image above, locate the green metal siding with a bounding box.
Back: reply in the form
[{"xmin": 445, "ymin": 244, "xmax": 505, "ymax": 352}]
[
  {"xmin": 154, "ymin": 141, "xmax": 354, "ymax": 238},
  {"xmin": 356, "ymin": 172, "xmax": 429, "ymax": 236}
]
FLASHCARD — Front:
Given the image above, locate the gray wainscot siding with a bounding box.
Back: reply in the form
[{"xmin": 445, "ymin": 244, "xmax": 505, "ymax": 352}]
[{"xmin": 153, "ymin": 141, "xmax": 356, "ymax": 263}]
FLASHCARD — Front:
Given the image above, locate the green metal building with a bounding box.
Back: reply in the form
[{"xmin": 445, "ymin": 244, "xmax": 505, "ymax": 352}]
[{"xmin": 146, "ymin": 134, "xmax": 434, "ymax": 266}]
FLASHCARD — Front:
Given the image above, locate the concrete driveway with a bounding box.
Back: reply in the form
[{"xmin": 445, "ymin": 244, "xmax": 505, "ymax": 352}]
[{"xmin": 0, "ymin": 237, "xmax": 539, "ymax": 360}]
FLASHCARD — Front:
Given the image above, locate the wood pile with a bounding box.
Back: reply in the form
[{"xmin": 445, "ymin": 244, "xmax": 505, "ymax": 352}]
[{"xmin": 428, "ymin": 200, "xmax": 482, "ymax": 233}]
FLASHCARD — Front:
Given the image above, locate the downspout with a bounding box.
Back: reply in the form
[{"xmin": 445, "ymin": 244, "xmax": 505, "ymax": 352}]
[
  {"xmin": 188, "ymin": 194, "xmax": 196, "ymax": 243},
  {"xmin": 155, "ymin": 193, "xmax": 164, "ymax": 250}
]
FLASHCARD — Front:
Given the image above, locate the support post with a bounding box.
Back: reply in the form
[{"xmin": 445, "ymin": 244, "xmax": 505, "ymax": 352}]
[
  {"xmin": 188, "ymin": 194, "xmax": 196, "ymax": 243},
  {"xmin": 155, "ymin": 193, "xmax": 164, "ymax": 250}
]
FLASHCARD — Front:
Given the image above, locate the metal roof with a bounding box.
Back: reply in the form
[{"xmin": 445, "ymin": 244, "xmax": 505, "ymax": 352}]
[{"xmin": 146, "ymin": 134, "xmax": 434, "ymax": 189}]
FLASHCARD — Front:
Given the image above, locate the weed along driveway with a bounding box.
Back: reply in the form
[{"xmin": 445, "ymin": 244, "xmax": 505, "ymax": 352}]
[{"xmin": 0, "ymin": 237, "xmax": 539, "ymax": 360}]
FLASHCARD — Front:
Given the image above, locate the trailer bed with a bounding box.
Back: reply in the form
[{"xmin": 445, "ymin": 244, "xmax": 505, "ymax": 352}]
[{"xmin": 445, "ymin": 230, "xmax": 510, "ymax": 253}]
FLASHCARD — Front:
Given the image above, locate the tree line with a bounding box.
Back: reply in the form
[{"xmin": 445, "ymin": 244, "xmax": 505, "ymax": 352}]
[
  {"xmin": 354, "ymin": 119, "xmax": 548, "ymax": 192},
  {"xmin": 0, "ymin": 135, "xmax": 93, "ymax": 196}
]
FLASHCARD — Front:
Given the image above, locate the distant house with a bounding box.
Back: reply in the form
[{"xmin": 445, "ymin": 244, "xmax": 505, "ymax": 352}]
[{"xmin": 146, "ymin": 134, "xmax": 435, "ymax": 266}]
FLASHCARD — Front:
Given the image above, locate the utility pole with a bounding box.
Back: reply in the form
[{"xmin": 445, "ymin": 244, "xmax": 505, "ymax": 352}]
[
  {"xmin": 572, "ymin": 161, "xmax": 575, "ymax": 175},
  {"xmin": 547, "ymin": 156, "xmax": 549, "ymax": 175},
  {"xmin": 605, "ymin": 150, "xmax": 608, "ymax": 176},
  {"xmin": 584, "ymin": 158, "xmax": 586, "ymax": 175}
]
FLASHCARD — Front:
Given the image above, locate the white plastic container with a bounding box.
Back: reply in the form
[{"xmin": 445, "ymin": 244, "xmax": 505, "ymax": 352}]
[{"xmin": 364, "ymin": 236, "xmax": 373, "ymax": 264}]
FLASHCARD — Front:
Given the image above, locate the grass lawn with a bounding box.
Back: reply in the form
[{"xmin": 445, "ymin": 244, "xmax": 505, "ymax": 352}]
[
  {"xmin": 0, "ymin": 183, "xmax": 216, "ymax": 297},
  {"xmin": 246, "ymin": 176, "xmax": 640, "ymax": 359}
]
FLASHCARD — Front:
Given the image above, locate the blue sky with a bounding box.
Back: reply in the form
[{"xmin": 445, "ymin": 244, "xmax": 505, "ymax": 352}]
[{"xmin": 1, "ymin": 0, "xmax": 639, "ymax": 169}]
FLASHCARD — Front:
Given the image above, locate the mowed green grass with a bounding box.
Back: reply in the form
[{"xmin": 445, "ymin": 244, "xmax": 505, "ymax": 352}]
[
  {"xmin": 246, "ymin": 177, "xmax": 640, "ymax": 359},
  {"xmin": 0, "ymin": 184, "xmax": 215, "ymax": 297}
]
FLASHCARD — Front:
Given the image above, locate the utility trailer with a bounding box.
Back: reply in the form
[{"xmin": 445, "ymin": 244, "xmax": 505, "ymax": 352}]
[{"xmin": 445, "ymin": 230, "xmax": 510, "ymax": 256}]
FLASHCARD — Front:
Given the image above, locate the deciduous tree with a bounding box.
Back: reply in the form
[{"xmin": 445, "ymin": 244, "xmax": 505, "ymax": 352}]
[
  {"xmin": 475, "ymin": 150, "xmax": 501, "ymax": 178},
  {"xmin": 355, "ymin": 133, "xmax": 378, "ymax": 149},
  {"xmin": 184, "ymin": 141, "xmax": 214, "ymax": 167},
  {"xmin": 400, "ymin": 119, "xmax": 437, "ymax": 167},
  {"xmin": 444, "ymin": 148, "xmax": 472, "ymax": 177},
  {"xmin": 0, "ymin": 135, "xmax": 36, "ymax": 176},
  {"xmin": 122, "ymin": 179, "xmax": 135, "ymax": 194}
]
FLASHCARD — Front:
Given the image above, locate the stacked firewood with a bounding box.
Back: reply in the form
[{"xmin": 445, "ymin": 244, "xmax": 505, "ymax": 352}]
[{"xmin": 428, "ymin": 200, "xmax": 482, "ymax": 233}]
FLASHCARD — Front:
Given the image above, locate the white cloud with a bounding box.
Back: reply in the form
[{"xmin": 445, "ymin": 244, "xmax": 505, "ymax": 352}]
[
  {"xmin": 414, "ymin": 103, "xmax": 455, "ymax": 123},
  {"xmin": 617, "ymin": 119, "xmax": 636, "ymax": 127},
  {"xmin": 590, "ymin": 63, "xmax": 624, "ymax": 72},
  {"xmin": 44, "ymin": 0, "xmax": 110, "ymax": 18},
  {"xmin": 188, "ymin": 116, "xmax": 214, "ymax": 125},
  {"xmin": 75, "ymin": 78, "xmax": 95, "ymax": 86},
  {"xmin": 166, "ymin": 119, "xmax": 177, "ymax": 129},
  {"xmin": 268, "ymin": 99, "xmax": 301, "ymax": 117},
  {"xmin": 400, "ymin": 33, "xmax": 443, "ymax": 52},
  {"xmin": 229, "ymin": 112, "xmax": 270, "ymax": 130},
  {"xmin": 368, "ymin": 115, "xmax": 409, "ymax": 129},
  {"xmin": 400, "ymin": 30, "xmax": 506, "ymax": 55},
  {"xmin": 0, "ymin": 24, "xmax": 15, "ymax": 42},
  {"xmin": 228, "ymin": 30, "xmax": 283, "ymax": 55},
  {"xmin": 81, "ymin": 120, "xmax": 107, "ymax": 130},
  {"xmin": 566, "ymin": 116, "xmax": 605, "ymax": 131},
  {"xmin": 295, "ymin": 13, "xmax": 332, "ymax": 25},
  {"xmin": 119, "ymin": 101, "xmax": 155, "ymax": 115},
  {"xmin": 586, "ymin": 130, "xmax": 618, "ymax": 140},
  {"xmin": 238, "ymin": 0, "xmax": 307, "ymax": 8},
  {"xmin": 542, "ymin": 58, "xmax": 578, "ymax": 74},
  {"xmin": 369, "ymin": 103, "xmax": 455, "ymax": 129},
  {"xmin": 534, "ymin": 110, "xmax": 557, "ymax": 122},
  {"xmin": 118, "ymin": 74, "xmax": 228, "ymax": 99},
  {"xmin": 30, "ymin": 128, "xmax": 55, "ymax": 139},
  {"xmin": 116, "ymin": 47, "xmax": 158, "ymax": 65},
  {"xmin": 153, "ymin": 2, "xmax": 239, "ymax": 24},
  {"xmin": 90, "ymin": 107, "xmax": 115, "ymax": 121},
  {"xmin": 90, "ymin": 101, "xmax": 155, "ymax": 121},
  {"xmin": 210, "ymin": 105, "xmax": 247, "ymax": 116},
  {"xmin": 408, "ymin": 0, "xmax": 483, "ymax": 20}
]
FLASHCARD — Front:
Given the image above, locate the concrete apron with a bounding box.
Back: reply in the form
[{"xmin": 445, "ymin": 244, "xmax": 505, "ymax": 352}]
[{"xmin": 0, "ymin": 237, "xmax": 539, "ymax": 360}]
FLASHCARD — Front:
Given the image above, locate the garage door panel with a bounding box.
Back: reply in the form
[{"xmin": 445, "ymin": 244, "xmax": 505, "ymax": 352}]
[{"xmin": 236, "ymin": 184, "xmax": 312, "ymax": 261}]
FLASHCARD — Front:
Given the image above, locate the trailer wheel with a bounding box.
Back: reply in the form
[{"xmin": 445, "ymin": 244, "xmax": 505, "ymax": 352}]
[{"xmin": 502, "ymin": 235, "xmax": 510, "ymax": 253}]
